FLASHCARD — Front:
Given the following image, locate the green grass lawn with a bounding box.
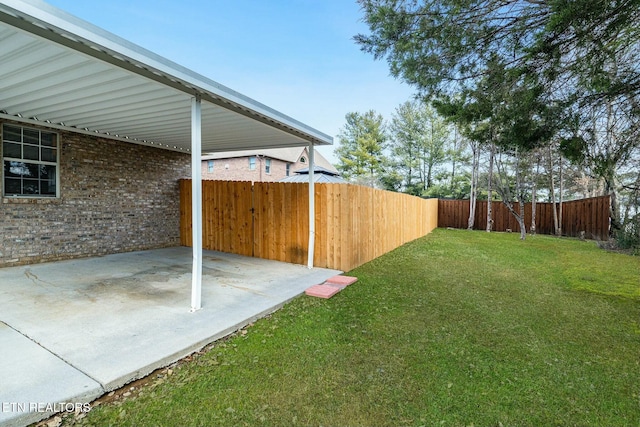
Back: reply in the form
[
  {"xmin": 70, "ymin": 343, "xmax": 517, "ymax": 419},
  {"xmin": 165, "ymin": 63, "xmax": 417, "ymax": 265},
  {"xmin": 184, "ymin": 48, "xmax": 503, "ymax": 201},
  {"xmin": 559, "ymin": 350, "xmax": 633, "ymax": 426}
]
[{"xmin": 64, "ymin": 229, "xmax": 639, "ymax": 427}]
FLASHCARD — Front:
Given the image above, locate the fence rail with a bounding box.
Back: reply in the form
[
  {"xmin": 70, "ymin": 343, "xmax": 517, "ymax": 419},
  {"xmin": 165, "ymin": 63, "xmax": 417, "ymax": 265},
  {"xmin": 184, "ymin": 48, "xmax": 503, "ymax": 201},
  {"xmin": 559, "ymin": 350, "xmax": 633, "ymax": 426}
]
[
  {"xmin": 180, "ymin": 180, "xmax": 439, "ymax": 272},
  {"xmin": 438, "ymin": 196, "xmax": 610, "ymax": 240}
]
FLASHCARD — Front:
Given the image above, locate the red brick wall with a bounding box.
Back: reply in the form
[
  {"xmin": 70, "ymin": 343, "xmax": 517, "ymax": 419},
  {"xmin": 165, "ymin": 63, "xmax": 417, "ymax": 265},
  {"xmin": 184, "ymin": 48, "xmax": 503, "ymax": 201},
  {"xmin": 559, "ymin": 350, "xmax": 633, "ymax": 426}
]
[
  {"xmin": 0, "ymin": 120, "xmax": 191, "ymax": 267},
  {"xmin": 202, "ymin": 156, "xmax": 308, "ymax": 182}
]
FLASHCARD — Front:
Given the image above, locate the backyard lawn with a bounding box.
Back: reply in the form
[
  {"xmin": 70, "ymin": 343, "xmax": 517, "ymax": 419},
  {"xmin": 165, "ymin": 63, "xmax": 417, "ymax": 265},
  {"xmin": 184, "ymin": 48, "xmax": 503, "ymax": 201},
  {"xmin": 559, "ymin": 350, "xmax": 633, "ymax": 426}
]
[{"xmin": 62, "ymin": 229, "xmax": 639, "ymax": 427}]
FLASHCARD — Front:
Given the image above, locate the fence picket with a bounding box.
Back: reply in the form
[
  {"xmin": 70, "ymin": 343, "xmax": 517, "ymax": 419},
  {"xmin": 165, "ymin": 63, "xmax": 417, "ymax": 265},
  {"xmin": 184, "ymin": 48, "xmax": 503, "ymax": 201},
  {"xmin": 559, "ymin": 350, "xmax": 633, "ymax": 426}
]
[
  {"xmin": 438, "ymin": 196, "xmax": 610, "ymax": 239},
  {"xmin": 180, "ymin": 180, "xmax": 438, "ymax": 271}
]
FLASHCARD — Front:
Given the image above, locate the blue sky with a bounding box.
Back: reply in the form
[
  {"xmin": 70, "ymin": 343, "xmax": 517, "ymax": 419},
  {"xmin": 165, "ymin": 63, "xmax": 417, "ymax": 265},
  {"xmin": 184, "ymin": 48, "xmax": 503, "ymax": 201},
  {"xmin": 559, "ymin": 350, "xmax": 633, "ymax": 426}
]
[{"xmin": 44, "ymin": 0, "xmax": 415, "ymax": 163}]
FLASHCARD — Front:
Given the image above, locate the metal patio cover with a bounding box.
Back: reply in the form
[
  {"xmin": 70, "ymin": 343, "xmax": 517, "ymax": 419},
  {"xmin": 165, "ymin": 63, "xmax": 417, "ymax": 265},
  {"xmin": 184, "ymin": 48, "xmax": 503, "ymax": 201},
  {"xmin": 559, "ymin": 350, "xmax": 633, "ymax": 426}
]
[{"xmin": 0, "ymin": 0, "xmax": 333, "ymax": 153}]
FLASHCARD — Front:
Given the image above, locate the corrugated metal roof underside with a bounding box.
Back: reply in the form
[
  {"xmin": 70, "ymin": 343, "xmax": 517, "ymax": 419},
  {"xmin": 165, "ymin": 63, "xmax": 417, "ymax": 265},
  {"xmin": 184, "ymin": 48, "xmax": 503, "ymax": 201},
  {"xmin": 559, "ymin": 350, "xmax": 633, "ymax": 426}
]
[{"xmin": 0, "ymin": 1, "xmax": 332, "ymax": 153}]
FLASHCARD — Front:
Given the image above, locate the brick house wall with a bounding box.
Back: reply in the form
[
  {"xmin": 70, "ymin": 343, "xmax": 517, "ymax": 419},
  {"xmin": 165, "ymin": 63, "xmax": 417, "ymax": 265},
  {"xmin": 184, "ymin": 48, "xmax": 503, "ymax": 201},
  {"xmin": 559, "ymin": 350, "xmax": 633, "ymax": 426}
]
[
  {"xmin": 0, "ymin": 120, "xmax": 190, "ymax": 267},
  {"xmin": 202, "ymin": 153, "xmax": 311, "ymax": 182}
]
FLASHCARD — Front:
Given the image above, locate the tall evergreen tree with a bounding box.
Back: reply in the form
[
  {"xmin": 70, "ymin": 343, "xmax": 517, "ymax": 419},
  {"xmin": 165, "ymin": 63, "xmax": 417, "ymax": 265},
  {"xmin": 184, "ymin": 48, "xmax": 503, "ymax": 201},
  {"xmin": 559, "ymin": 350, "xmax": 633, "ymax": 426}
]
[
  {"xmin": 335, "ymin": 110, "xmax": 388, "ymax": 187},
  {"xmin": 389, "ymin": 101, "xmax": 423, "ymax": 194},
  {"xmin": 389, "ymin": 101, "xmax": 448, "ymax": 195}
]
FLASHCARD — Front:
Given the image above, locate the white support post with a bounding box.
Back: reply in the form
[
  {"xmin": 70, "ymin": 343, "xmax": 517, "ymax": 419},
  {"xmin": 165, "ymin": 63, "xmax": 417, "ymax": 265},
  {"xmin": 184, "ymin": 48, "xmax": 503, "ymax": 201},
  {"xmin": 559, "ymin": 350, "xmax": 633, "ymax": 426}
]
[
  {"xmin": 190, "ymin": 96, "xmax": 203, "ymax": 311},
  {"xmin": 307, "ymin": 142, "xmax": 315, "ymax": 269}
]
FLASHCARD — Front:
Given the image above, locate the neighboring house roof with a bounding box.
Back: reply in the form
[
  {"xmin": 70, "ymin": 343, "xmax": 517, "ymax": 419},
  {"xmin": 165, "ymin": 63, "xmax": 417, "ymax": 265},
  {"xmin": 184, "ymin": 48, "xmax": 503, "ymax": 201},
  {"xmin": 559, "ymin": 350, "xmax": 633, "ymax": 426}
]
[
  {"xmin": 0, "ymin": 0, "xmax": 332, "ymax": 153},
  {"xmin": 203, "ymin": 147, "xmax": 338, "ymax": 173},
  {"xmin": 293, "ymin": 167, "xmax": 339, "ymax": 176},
  {"xmin": 279, "ymin": 166, "xmax": 347, "ymax": 183}
]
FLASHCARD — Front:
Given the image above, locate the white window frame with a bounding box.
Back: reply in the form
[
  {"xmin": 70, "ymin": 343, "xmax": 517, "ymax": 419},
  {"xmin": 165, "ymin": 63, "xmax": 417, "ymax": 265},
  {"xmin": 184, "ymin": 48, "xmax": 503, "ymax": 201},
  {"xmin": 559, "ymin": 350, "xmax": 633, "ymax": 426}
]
[
  {"xmin": 286, "ymin": 163, "xmax": 291, "ymax": 176},
  {"xmin": 249, "ymin": 156, "xmax": 256, "ymax": 170},
  {"xmin": 207, "ymin": 160, "xmax": 214, "ymax": 173},
  {"xmin": 2, "ymin": 123, "xmax": 60, "ymax": 198},
  {"xmin": 265, "ymin": 158, "xmax": 271, "ymax": 174}
]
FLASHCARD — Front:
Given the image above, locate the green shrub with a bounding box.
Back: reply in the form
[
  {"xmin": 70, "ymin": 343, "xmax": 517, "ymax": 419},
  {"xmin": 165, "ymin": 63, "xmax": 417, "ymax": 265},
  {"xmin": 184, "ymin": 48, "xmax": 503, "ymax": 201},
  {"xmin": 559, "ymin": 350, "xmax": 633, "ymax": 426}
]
[{"xmin": 614, "ymin": 215, "xmax": 640, "ymax": 254}]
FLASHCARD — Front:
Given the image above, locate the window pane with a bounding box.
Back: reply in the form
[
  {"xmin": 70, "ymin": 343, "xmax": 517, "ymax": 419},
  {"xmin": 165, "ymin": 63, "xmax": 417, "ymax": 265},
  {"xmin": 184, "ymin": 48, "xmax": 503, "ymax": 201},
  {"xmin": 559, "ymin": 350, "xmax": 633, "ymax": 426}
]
[
  {"xmin": 3, "ymin": 125, "xmax": 22, "ymax": 142},
  {"xmin": 39, "ymin": 164, "xmax": 56, "ymax": 179},
  {"xmin": 4, "ymin": 177, "xmax": 21, "ymax": 195},
  {"xmin": 23, "ymin": 144, "xmax": 39, "ymax": 160},
  {"xmin": 25, "ymin": 162, "xmax": 39, "ymax": 178},
  {"xmin": 45, "ymin": 165, "xmax": 57, "ymax": 195},
  {"xmin": 23, "ymin": 179, "xmax": 39, "ymax": 194},
  {"xmin": 5, "ymin": 161, "xmax": 33, "ymax": 177},
  {"xmin": 23, "ymin": 129, "xmax": 39, "ymax": 145},
  {"xmin": 2, "ymin": 125, "xmax": 59, "ymax": 197},
  {"xmin": 41, "ymin": 147, "xmax": 56, "ymax": 162},
  {"xmin": 40, "ymin": 178, "xmax": 56, "ymax": 195},
  {"xmin": 4, "ymin": 161, "xmax": 17, "ymax": 177},
  {"xmin": 41, "ymin": 132, "xmax": 57, "ymax": 147},
  {"xmin": 3, "ymin": 142, "xmax": 21, "ymax": 158}
]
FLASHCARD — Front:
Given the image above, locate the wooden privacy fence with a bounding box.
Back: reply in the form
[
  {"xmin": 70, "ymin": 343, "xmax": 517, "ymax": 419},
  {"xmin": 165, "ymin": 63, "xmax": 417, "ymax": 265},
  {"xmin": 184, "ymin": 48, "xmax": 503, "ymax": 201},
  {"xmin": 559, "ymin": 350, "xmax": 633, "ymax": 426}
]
[
  {"xmin": 180, "ymin": 180, "xmax": 439, "ymax": 272},
  {"xmin": 438, "ymin": 195, "xmax": 610, "ymax": 240}
]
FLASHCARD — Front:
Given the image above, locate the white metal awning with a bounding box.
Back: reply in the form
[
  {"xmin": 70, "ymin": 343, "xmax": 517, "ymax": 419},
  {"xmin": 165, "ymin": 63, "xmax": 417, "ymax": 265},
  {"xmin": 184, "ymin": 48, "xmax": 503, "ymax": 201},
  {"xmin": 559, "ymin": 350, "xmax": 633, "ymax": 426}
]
[
  {"xmin": 0, "ymin": 0, "xmax": 328, "ymax": 311},
  {"xmin": 0, "ymin": 0, "xmax": 333, "ymax": 152}
]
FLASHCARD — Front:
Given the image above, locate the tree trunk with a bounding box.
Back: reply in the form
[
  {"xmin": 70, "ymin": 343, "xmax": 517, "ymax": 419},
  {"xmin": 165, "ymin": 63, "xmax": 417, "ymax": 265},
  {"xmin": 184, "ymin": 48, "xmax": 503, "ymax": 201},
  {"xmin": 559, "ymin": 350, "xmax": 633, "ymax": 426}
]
[
  {"xmin": 486, "ymin": 142, "xmax": 495, "ymax": 232},
  {"xmin": 516, "ymin": 148, "xmax": 527, "ymax": 240},
  {"xmin": 407, "ymin": 146, "xmax": 413, "ymax": 189},
  {"xmin": 422, "ymin": 146, "xmax": 428, "ymax": 191},
  {"xmin": 549, "ymin": 144, "xmax": 559, "ymax": 235},
  {"xmin": 451, "ymin": 127, "xmax": 458, "ymax": 190},
  {"xmin": 428, "ymin": 120, "xmax": 433, "ymax": 189},
  {"xmin": 531, "ymin": 182, "xmax": 537, "ymax": 236},
  {"xmin": 468, "ymin": 140, "xmax": 480, "ymax": 230},
  {"xmin": 518, "ymin": 200, "xmax": 526, "ymax": 240},
  {"xmin": 602, "ymin": 96, "xmax": 621, "ymax": 233},
  {"xmin": 531, "ymin": 151, "xmax": 540, "ymax": 236},
  {"xmin": 557, "ymin": 157, "xmax": 563, "ymax": 236},
  {"xmin": 493, "ymin": 147, "xmax": 525, "ymax": 240},
  {"xmin": 604, "ymin": 170, "xmax": 621, "ymax": 233}
]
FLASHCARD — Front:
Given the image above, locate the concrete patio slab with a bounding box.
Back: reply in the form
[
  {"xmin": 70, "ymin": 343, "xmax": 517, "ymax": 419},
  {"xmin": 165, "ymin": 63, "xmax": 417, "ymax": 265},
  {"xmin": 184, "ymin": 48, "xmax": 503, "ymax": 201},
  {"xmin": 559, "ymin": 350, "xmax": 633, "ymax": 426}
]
[
  {"xmin": 0, "ymin": 322, "xmax": 103, "ymax": 427},
  {"xmin": 0, "ymin": 247, "xmax": 341, "ymax": 427}
]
